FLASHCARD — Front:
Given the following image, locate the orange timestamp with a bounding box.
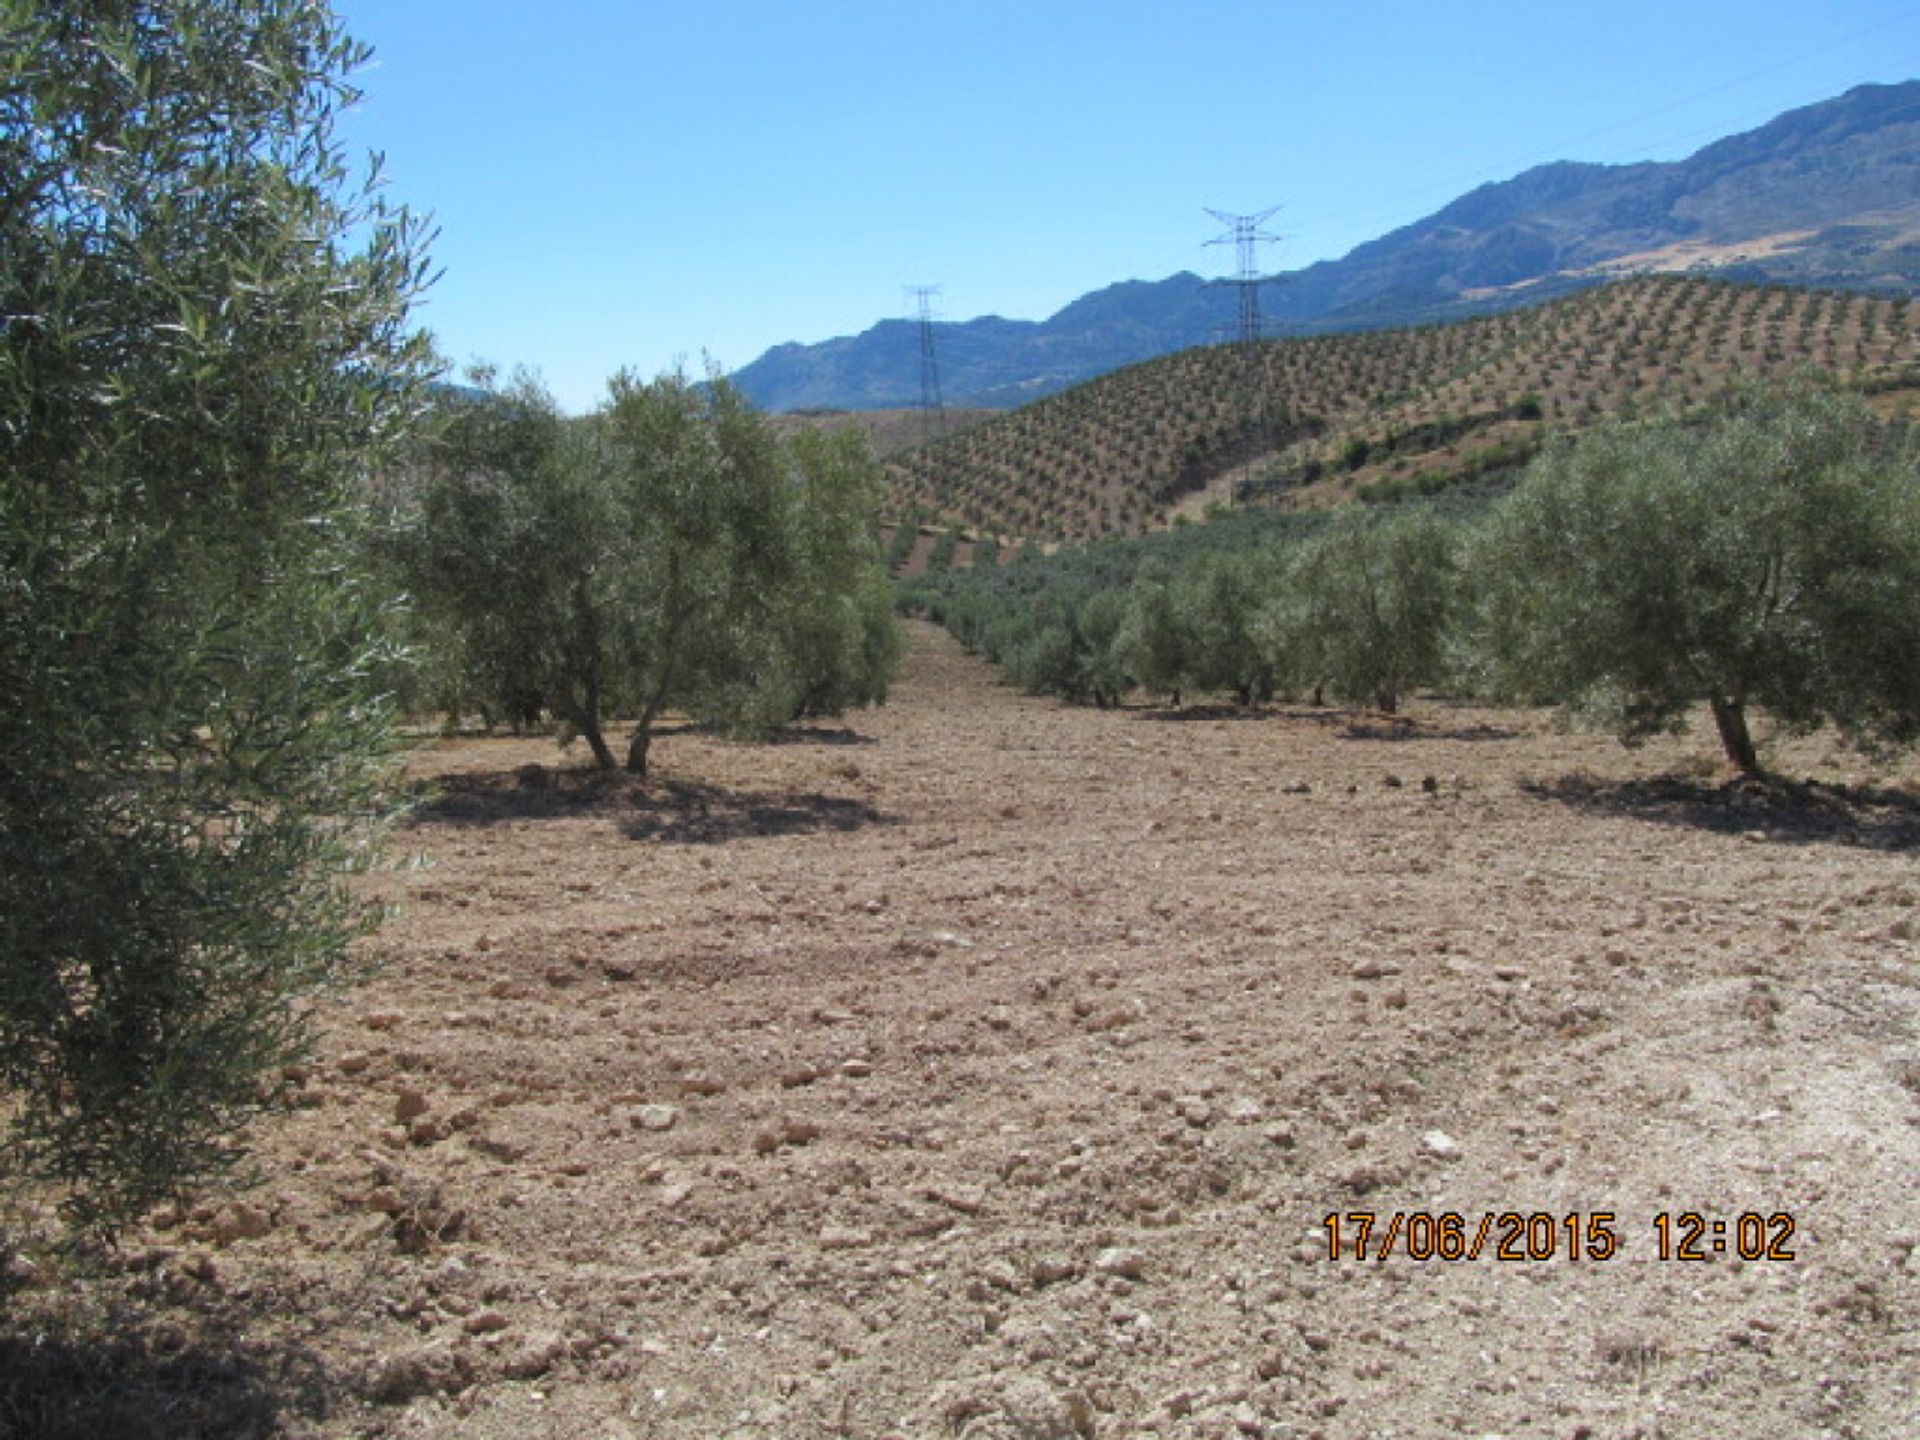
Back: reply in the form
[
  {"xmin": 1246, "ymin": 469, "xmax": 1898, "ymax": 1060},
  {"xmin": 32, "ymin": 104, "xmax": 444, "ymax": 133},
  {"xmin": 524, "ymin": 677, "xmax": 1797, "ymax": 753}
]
[{"xmin": 1324, "ymin": 1211, "xmax": 1799, "ymax": 1262}]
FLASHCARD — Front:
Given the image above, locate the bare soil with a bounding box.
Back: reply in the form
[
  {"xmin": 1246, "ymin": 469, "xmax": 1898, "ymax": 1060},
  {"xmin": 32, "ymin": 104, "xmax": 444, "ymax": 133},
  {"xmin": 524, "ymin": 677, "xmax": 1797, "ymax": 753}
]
[{"xmin": 6, "ymin": 622, "xmax": 1919, "ymax": 1440}]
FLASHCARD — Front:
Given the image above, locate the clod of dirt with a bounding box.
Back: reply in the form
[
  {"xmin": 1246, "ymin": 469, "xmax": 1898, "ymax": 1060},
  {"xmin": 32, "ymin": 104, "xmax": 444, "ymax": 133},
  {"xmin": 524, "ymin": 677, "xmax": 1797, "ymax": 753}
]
[
  {"xmin": 499, "ymin": 1330, "xmax": 566, "ymax": 1380},
  {"xmin": 363, "ymin": 1343, "xmax": 469, "ymax": 1403},
  {"xmin": 752, "ymin": 1117, "xmax": 821, "ymax": 1153}
]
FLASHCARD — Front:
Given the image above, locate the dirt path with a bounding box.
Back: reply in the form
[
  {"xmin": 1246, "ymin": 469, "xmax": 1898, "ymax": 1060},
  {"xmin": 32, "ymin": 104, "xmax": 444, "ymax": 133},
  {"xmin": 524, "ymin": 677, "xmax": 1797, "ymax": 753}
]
[{"xmin": 13, "ymin": 622, "xmax": 1918, "ymax": 1439}]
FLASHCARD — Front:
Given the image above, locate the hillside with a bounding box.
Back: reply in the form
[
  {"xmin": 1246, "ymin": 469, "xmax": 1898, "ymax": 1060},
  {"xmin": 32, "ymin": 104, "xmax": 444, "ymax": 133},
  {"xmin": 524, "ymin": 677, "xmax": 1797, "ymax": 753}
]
[
  {"xmin": 885, "ymin": 276, "xmax": 1920, "ymax": 541},
  {"xmin": 765, "ymin": 406, "xmax": 998, "ymax": 458},
  {"xmin": 731, "ymin": 82, "xmax": 1920, "ymax": 413}
]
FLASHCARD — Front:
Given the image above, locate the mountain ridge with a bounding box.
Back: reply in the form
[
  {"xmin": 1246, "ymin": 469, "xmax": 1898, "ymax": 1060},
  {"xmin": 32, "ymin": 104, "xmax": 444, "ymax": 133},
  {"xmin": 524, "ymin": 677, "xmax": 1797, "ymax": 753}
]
[{"xmin": 729, "ymin": 81, "xmax": 1920, "ymax": 412}]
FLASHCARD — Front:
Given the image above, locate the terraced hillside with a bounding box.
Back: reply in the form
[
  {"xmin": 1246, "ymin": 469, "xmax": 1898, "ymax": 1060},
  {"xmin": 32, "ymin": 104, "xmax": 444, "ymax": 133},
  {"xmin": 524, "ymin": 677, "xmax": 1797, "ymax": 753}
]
[
  {"xmin": 766, "ymin": 406, "xmax": 998, "ymax": 459},
  {"xmin": 887, "ymin": 276, "xmax": 1920, "ymax": 541}
]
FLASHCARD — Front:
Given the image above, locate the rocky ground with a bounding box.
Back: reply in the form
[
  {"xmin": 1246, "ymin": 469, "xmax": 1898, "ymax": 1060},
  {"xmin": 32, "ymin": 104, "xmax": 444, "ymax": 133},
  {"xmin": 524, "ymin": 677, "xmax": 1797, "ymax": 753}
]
[{"xmin": 4, "ymin": 621, "xmax": 1918, "ymax": 1439}]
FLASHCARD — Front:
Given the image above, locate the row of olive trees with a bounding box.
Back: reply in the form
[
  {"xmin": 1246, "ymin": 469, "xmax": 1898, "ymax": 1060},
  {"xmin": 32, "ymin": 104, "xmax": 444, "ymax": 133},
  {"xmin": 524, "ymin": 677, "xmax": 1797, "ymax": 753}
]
[
  {"xmin": 934, "ymin": 506, "xmax": 1458, "ymax": 718},
  {"xmin": 923, "ymin": 380, "xmax": 1920, "ymax": 773},
  {"xmin": 384, "ymin": 369, "xmax": 900, "ymax": 774}
]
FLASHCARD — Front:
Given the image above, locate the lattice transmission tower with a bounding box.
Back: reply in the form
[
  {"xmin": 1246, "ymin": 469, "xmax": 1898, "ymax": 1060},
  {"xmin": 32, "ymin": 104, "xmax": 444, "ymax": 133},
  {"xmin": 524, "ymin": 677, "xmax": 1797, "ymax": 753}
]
[
  {"xmin": 1204, "ymin": 207, "xmax": 1286, "ymax": 505},
  {"xmin": 906, "ymin": 284, "xmax": 947, "ymax": 449},
  {"xmin": 1205, "ymin": 205, "xmax": 1284, "ymax": 350}
]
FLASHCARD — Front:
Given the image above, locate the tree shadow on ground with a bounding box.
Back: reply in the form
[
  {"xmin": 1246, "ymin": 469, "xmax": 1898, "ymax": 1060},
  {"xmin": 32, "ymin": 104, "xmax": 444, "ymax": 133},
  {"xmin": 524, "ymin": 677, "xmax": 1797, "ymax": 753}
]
[
  {"xmin": 1128, "ymin": 703, "xmax": 1521, "ymax": 743},
  {"xmin": 1522, "ymin": 771, "xmax": 1920, "ymax": 851},
  {"xmin": 403, "ymin": 766, "xmax": 888, "ymax": 844},
  {"xmin": 0, "ymin": 1305, "xmax": 333, "ymax": 1440},
  {"xmin": 759, "ymin": 725, "xmax": 875, "ymax": 747},
  {"xmin": 1342, "ymin": 718, "xmax": 1523, "ymax": 743},
  {"xmin": 619, "ymin": 776, "xmax": 888, "ymax": 844},
  {"xmin": 1130, "ymin": 702, "xmax": 1340, "ymax": 725}
]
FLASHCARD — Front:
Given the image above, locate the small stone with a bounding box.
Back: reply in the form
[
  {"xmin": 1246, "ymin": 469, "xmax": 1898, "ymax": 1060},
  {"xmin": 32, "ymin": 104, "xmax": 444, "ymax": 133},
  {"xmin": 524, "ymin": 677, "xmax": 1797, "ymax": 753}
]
[
  {"xmin": 1351, "ymin": 958, "xmax": 1400, "ymax": 980},
  {"xmin": 631, "ymin": 1104, "xmax": 680, "ymax": 1132},
  {"xmin": 394, "ymin": 1088, "xmax": 429, "ymax": 1124},
  {"xmin": 1031, "ymin": 1254, "xmax": 1078, "ymax": 1286},
  {"xmin": 926, "ymin": 1182, "xmax": 989, "ymax": 1216},
  {"xmin": 819, "ymin": 1224, "xmax": 871, "ymax": 1251},
  {"xmin": 1264, "ymin": 1126, "xmax": 1297, "ymax": 1149},
  {"xmin": 657, "ymin": 1180, "xmax": 696, "ymax": 1209},
  {"xmin": 1423, "ymin": 1129, "xmax": 1462, "ymax": 1160},
  {"xmin": 1094, "ymin": 1247, "xmax": 1146, "ymax": 1280},
  {"xmin": 1226, "ymin": 1096, "xmax": 1263, "ymax": 1124},
  {"xmin": 1493, "ymin": 964, "xmax": 1527, "ymax": 982},
  {"xmin": 1175, "ymin": 1096, "xmax": 1214, "ymax": 1127},
  {"xmin": 839, "ymin": 1058, "xmax": 873, "ymax": 1078}
]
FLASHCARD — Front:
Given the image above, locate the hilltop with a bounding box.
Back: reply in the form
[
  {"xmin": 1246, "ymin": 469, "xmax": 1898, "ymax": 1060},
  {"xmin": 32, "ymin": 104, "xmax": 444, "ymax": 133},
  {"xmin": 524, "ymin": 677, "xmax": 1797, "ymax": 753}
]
[
  {"xmin": 731, "ymin": 82, "xmax": 1920, "ymax": 413},
  {"xmin": 884, "ymin": 276, "xmax": 1920, "ymax": 541}
]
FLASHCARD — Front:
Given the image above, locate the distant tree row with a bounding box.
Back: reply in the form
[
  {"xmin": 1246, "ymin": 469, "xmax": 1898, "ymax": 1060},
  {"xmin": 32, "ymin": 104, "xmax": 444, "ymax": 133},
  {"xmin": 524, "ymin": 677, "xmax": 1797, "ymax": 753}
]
[
  {"xmin": 906, "ymin": 381, "xmax": 1920, "ymax": 772},
  {"xmin": 384, "ymin": 370, "xmax": 901, "ymax": 773}
]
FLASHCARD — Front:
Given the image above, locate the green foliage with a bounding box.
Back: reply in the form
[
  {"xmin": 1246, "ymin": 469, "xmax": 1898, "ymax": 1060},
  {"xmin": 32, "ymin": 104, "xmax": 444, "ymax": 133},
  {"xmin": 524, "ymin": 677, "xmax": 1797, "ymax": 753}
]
[
  {"xmin": 928, "ymin": 525, "xmax": 962, "ymax": 573},
  {"xmin": 1179, "ymin": 552, "xmax": 1278, "ymax": 705},
  {"xmin": 760, "ymin": 427, "xmax": 903, "ymax": 723},
  {"xmin": 382, "ymin": 372, "xmax": 577, "ymax": 732},
  {"xmin": 1465, "ymin": 380, "xmax": 1920, "ymax": 769},
  {"xmin": 1261, "ymin": 508, "xmax": 1458, "ymax": 712},
  {"xmin": 0, "ymin": 0, "xmax": 434, "ymax": 1236},
  {"xmin": 394, "ymin": 372, "xmax": 900, "ymax": 773},
  {"xmin": 1117, "ymin": 563, "xmax": 1194, "ymax": 703}
]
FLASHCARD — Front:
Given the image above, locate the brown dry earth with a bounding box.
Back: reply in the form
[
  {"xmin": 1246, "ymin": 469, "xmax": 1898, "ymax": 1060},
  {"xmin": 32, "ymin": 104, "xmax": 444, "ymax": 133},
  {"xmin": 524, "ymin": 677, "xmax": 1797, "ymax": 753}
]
[{"xmin": 10, "ymin": 621, "xmax": 1920, "ymax": 1440}]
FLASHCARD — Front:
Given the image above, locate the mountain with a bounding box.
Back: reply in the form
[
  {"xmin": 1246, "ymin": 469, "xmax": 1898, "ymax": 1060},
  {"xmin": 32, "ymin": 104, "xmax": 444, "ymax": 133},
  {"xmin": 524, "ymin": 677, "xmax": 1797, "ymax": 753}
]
[{"xmin": 729, "ymin": 82, "xmax": 1920, "ymax": 412}]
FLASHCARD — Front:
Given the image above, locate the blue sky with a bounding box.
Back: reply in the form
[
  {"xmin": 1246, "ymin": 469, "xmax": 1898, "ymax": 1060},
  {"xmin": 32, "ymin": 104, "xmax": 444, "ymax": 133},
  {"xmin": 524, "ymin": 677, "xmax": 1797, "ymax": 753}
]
[{"xmin": 334, "ymin": 1, "xmax": 1920, "ymax": 412}]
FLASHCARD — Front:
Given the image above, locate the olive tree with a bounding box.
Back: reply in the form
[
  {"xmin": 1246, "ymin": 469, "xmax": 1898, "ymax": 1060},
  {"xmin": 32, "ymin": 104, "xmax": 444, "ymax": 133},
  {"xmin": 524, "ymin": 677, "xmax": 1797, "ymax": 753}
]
[
  {"xmin": 1261, "ymin": 507, "xmax": 1457, "ymax": 713},
  {"xmin": 1180, "ymin": 552, "xmax": 1278, "ymax": 706},
  {"xmin": 1, "ymin": 1, "xmax": 433, "ymax": 1235},
  {"xmin": 383, "ymin": 372, "xmax": 581, "ymax": 737},
  {"xmin": 754, "ymin": 426, "xmax": 902, "ymax": 724},
  {"xmin": 1464, "ymin": 381, "xmax": 1920, "ymax": 771},
  {"xmin": 395, "ymin": 372, "xmax": 901, "ymax": 774},
  {"xmin": 1118, "ymin": 562, "xmax": 1193, "ymax": 705}
]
